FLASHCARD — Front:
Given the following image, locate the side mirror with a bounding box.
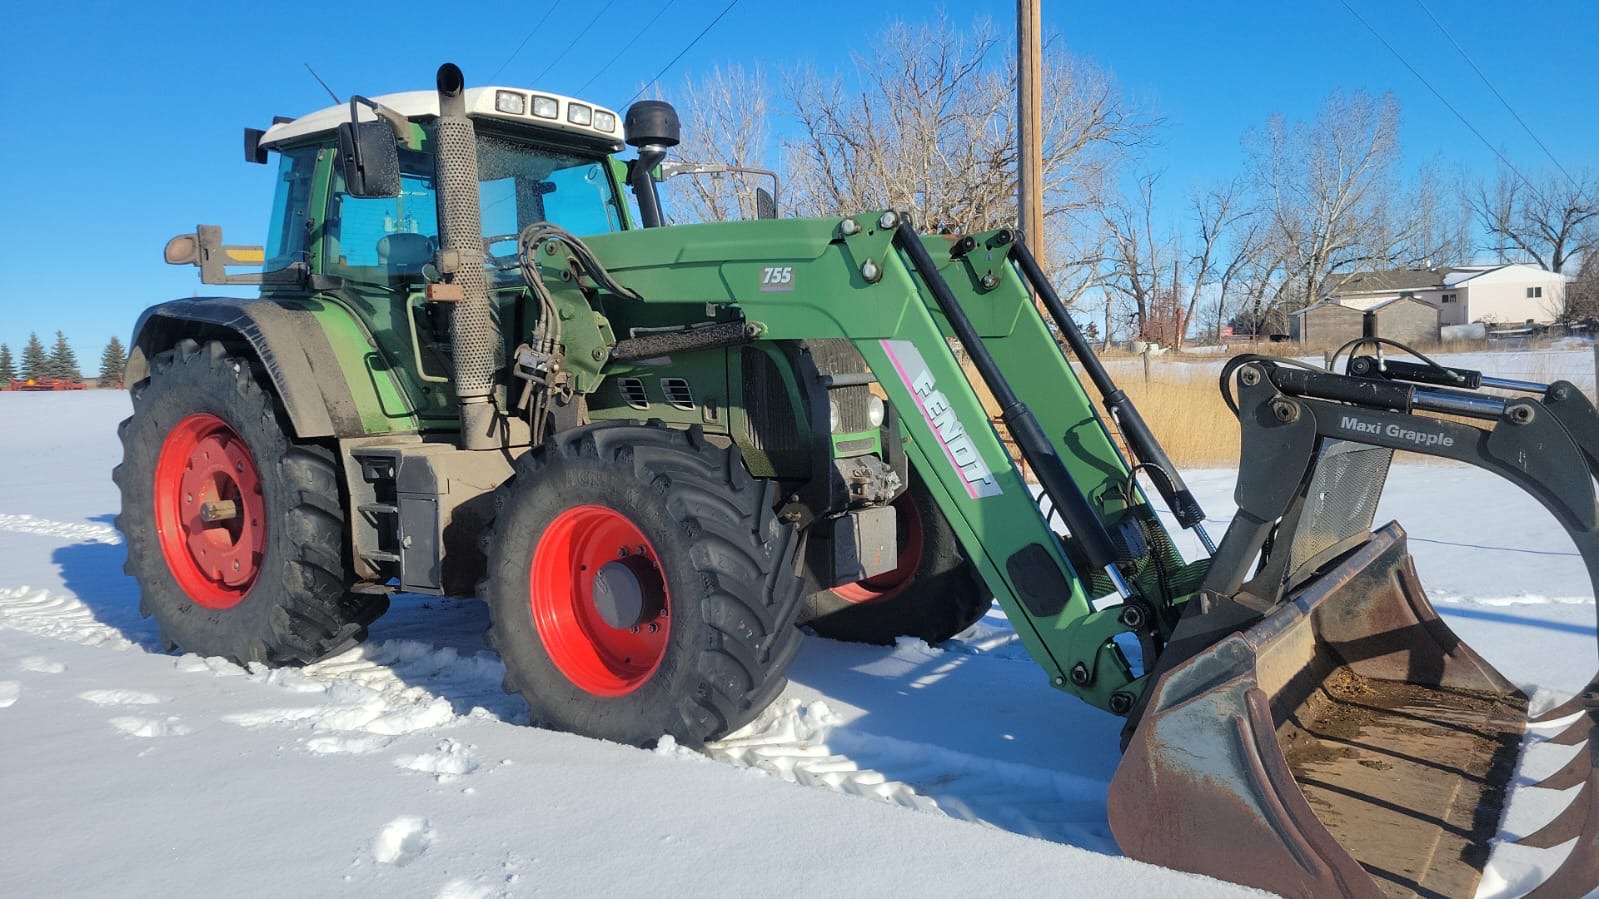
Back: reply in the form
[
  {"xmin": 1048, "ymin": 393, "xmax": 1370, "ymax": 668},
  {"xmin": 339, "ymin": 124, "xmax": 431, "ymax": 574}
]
[
  {"xmin": 755, "ymin": 187, "xmax": 777, "ymax": 220},
  {"xmin": 337, "ymin": 119, "xmax": 401, "ymax": 199}
]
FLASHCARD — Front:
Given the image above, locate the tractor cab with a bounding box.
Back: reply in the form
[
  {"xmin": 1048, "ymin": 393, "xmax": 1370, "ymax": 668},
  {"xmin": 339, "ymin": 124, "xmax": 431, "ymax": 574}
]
[{"xmin": 242, "ymin": 87, "xmax": 636, "ymax": 290}]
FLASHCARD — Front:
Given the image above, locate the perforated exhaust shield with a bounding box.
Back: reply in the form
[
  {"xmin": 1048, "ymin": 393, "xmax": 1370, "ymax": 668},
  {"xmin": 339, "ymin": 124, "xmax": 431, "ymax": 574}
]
[
  {"xmin": 435, "ymin": 65, "xmax": 500, "ymax": 449},
  {"xmin": 1109, "ymin": 526, "xmax": 1529, "ymax": 898}
]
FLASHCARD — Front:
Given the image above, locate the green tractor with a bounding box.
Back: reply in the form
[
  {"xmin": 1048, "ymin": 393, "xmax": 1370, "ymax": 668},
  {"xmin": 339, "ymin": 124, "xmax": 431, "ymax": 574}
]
[{"xmin": 118, "ymin": 64, "xmax": 1596, "ymax": 896}]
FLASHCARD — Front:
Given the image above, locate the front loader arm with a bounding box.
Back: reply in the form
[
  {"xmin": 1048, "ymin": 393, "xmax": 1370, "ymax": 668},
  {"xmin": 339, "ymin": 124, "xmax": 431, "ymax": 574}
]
[{"xmin": 576, "ymin": 212, "xmax": 1192, "ymax": 713}]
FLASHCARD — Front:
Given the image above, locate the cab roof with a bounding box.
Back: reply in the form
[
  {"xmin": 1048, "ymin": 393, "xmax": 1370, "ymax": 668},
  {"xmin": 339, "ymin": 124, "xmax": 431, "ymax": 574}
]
[{"xmin": 259, "ymin": 87, "xmax": 626, "ymax": 153}]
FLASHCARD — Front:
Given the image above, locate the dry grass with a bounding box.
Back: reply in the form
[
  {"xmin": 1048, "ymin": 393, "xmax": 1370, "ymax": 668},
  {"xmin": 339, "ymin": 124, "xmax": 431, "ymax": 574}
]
[
  {"xmin": 959, "ymin": 339, "xmax": 1599, "ymax": 475},
  {"xmin": 1113, "ymin": 375, "xmax": 1240, "ymax": 468},
  {"xmin": 961, "ymin": 360, "xmax": 1241, "ymax": 472}
]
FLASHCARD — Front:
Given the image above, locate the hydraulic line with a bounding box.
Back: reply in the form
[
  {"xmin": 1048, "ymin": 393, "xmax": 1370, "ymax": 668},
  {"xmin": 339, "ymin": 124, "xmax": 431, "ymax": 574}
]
[
  {"xmin": 1003, "ymin": 239, "xmax": 1214, "ymax": 553},
  {"xmin": 893, "ymin": 218, "xmax": 1133, "ymax": 599}
]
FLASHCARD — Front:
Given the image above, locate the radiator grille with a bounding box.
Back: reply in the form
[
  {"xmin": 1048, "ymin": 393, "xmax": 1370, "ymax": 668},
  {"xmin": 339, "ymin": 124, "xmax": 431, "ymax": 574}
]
[
  {"xmin": 804, "ymin": 339, "xmax": 874, "ymax": 432},
  {"xmin": 742, "ymin": 348, "xmax": 798, "ymax": 459}
]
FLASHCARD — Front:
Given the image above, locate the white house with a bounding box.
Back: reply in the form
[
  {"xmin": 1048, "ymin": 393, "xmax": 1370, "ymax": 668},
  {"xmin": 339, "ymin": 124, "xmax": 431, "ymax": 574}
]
[
  {"xmin": 1321, "ymin": 264, "xmax": 1574, "ymax": 327},
  {"xmin": 1433, "ymin": 265, "xmax": 1571, "ymax": 326}
]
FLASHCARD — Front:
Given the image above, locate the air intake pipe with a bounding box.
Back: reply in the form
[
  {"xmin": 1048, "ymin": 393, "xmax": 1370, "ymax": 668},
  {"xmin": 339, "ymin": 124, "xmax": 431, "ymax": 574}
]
[
  {"xmin": 435, "ymin": 63, "xmax": 501, "ymax": 450},
  {"xmin": 624, "ymin": 100, "xmax": 680, "ymax": 228}
]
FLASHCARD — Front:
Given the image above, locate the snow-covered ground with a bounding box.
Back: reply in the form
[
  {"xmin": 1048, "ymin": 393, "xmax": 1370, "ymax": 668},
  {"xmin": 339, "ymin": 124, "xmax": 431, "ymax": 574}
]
[{"xmin": 1, "ymin": 390, "xmax": 1593, "ymax": 897}]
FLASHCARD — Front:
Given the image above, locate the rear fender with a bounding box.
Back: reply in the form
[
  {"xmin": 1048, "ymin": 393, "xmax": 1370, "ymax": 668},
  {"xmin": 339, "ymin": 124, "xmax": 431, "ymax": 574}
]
[{"xmin": 128, "ymin": 297, "xmax": 417, "ymax": 439}]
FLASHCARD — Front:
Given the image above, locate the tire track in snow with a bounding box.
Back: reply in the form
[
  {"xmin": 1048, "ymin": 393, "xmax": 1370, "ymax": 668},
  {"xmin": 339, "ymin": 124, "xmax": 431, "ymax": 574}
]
[
  {"xmin": 698, "ymin": 695, "xmax": 1118, "ymax": 852},
  {"xmin": 3, "ymin": 579, "xmax": 1099, "ymax": 846},
  {"xmin": 0, "ymin": 514, "xmax": 121, "ymax": 544},
  {"xmin": 0, "ymin": 585, "xmax": 152, "ymax": 650},
  {"xmin": 216, "ymin": 640, "xmax": 519, "ymax": 757}
]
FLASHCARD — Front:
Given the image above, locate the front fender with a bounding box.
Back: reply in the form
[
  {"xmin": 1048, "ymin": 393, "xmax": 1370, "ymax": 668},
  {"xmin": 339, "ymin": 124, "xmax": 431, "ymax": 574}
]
[{"xmin": 128, "ymin": 297, "xmax": 416, "ymax": 439}]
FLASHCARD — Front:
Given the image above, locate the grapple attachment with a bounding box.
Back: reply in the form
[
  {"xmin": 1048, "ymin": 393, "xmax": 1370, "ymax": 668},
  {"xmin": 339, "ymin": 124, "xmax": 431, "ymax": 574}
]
[
  {"xmin": 1111, "ymin": 525, "xmax": 1532, "ymax": 897},
  {"xmin": 1108, "ymin": 358, "xmax": 1599, "ymax": 898}
]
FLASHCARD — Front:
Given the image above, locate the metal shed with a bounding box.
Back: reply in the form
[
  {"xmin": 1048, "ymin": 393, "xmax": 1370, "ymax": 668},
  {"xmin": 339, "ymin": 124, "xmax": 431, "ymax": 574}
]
[{"xmin": 1291, "ymin": 297, "xmax": 1439, "ymax": 346}]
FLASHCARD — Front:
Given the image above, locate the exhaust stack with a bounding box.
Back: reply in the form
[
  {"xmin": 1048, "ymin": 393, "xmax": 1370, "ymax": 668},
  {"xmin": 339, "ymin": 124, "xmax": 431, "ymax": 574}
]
[{"xmin": 434, "ymin": 63, "xmax": 500, "ymax": 450}]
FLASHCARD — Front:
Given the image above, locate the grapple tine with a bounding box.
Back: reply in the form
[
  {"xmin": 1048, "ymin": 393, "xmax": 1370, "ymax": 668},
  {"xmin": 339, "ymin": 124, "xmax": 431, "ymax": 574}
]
[
  {"xmin": 1530, "ymin": 688, "xmax": 1592, "ymax": 724},
  {"xmin": 1543, "ymin": 714, "xmax": 1596, "ymax": 746},
  {"xmin": 1521, "ymin": 720, "xmax": 1599, "ymax": 899},
  {"xmin": 1516, "ymin": 780, "xmax": 1592, "ymax": 849},
  {"xmin": 1529, "ymin": 748, "xmax": 1591, "ymax": 792}
]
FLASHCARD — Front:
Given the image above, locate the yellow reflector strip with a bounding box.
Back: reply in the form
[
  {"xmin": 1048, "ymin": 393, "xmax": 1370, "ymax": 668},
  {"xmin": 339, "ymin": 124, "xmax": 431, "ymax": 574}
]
[{"xmin": 224, "ymin": 246, "xmax": 265, "ymax": 264}]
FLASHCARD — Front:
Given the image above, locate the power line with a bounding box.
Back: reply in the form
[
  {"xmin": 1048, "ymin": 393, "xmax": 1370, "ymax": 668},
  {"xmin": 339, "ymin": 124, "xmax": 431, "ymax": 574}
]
[
  {"xmin": 1337, "ymin": 0, "xmax": 1544, "ymax": 203},
  {"xmin": 488, "ymin": 1, "xmax": 565, "ymax": 84},
  {"xmin": 577, "ymin": 0, "xmax": 680, "ymax": 95},
  {"xmin": 627, "ymin": 0, "xmax": 741, "ymax": 103},
  {"xmin": 534, "ymin": 0, "xmax": 624, "ymax": 85},
  {"xmin": 1411, "ymin": 0, "xmax": 1580, "ymax": 191}
]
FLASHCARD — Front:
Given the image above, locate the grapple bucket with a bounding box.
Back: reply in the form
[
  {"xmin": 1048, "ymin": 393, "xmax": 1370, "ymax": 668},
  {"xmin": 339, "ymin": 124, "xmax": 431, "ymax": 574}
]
[{"xmin": 1109, "ymin": 524, "xmax": 1599, "ymax": 898}]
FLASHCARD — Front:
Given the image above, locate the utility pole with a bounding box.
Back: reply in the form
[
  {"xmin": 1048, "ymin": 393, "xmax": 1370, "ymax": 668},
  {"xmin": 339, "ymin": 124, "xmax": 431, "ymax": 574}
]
[{"xmin": 1018, "ymin": 0, "xmax": 1044, "ymax": 274}]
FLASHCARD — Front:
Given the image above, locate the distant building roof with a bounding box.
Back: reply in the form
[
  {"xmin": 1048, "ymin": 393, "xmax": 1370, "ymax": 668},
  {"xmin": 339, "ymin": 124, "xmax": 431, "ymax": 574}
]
[
  {"xmin": 1324, "ymin": 269, "xmax": 1445, "ymax": 297},
  {"xmin": 1441, "ymin": 265, "xmax": 1508, "ymax": 287},
  {"xmin": 1291, "ymin": 295, "xmax": 1436, "ymax": 317},
  {"xmin": 1322, "ymin": 263, "xmax": 1568, "ymax": 300}
]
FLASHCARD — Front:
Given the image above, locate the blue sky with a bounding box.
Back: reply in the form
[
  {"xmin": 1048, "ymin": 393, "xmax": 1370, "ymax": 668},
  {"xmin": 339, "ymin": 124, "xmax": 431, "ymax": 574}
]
[{"xmin": 1, "ymin": 0, "xmax": 1593, "ymax": 361}]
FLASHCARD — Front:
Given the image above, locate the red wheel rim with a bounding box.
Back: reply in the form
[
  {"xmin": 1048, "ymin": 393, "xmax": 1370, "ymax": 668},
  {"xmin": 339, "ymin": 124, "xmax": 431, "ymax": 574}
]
[
  {"xmin": 530, "ymin": 505, "xmax": 672, "ymax": 697},
  {"xmin": 153, "ymin": 413, "xmax": 266, "ymax": 610},
  {"xmin": 833, "ymin": 491, "xmax": 924, "ymax": 604}
]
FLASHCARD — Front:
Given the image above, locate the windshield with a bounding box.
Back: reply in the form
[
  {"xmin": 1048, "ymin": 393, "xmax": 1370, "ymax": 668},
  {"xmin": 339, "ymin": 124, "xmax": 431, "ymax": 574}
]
[{"xmin": 325, "ymin": 129, "xmax": 624, "ymax": 285}]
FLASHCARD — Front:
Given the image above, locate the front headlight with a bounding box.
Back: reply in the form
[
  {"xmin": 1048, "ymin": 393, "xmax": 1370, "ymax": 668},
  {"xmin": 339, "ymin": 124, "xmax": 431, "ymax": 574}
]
[
  {"xmin": 495, "ymin": 90, "xmax": 527, "ymax": 115},
  {"xmin": 866, "ymin": 395, "xmax": 885, "ymax": 428},
  {"xmin": 829, "ymin": 400, "xmax": 841, "ymax": 433}
]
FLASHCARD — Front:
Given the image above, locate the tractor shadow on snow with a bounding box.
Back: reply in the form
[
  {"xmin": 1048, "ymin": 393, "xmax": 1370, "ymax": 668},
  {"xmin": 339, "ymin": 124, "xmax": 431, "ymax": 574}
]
[
  {"xmin": 778, "ymin": 619, "xmax": 1132, "ymax": 852},
  {"xmin": 52, "ymin": 514, "xmax": 164, "ymax": 650}
]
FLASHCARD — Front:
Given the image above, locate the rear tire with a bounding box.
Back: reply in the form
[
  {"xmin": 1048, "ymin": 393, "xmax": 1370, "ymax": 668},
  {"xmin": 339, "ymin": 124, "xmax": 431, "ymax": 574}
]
[
  {"xmin": 800, "ymin": 468, "xmax": 991, "ymax": 645},
  {"xmin": 482, "ymin": 423, "xmax": 805, "ymax": 748},
  {"xmin": 114, "ymin": 339, "xmax": 386, "ymax": 665}
]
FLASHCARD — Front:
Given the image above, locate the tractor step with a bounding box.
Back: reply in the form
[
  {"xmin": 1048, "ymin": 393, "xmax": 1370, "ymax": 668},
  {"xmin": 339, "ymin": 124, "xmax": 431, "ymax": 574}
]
[{"xmin": 344, "ymin": 443, "xmax": 515, "ymax": 595}]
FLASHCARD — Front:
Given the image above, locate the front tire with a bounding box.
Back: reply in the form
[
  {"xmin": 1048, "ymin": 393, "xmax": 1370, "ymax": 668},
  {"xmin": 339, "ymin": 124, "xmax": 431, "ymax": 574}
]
[
  {"xmin": 482, "ymin": 424, "xmax": 806, "ymax": 748},
  {"xmin": 114, "ymin": 339, "xmax": 386, "ymax": 665},
  {"xmin": 800, "ymin": 468, "xmax": 991, "ymax": 645}
]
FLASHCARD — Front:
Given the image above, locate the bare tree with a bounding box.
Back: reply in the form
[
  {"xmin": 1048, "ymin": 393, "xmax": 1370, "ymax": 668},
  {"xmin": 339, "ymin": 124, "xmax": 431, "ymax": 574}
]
[
  {"xmin": 1101, "ymin": 173, "xmax": 1171, "ymax": 345},
  {"xmin": 1178, "ymin": 180, "xmax": 1252, "ymax": 348},
  {"xmin": 1246, "ymin": 91, "xmax": 1410, "ymax": 311},
  {"xmin": 781, "ymin": 15, "xmax": 1153, "ymax": 281},
  {"xmin": 1406, "ymin": 160, "xmax": 1474, "ymax": 266},
  {"xmin": 1471, "ymin": 165, "xmax": 1598, "ymax": 273},
  {"xmin": 1567, "ymin": 253, "xmax": 1599, "ymax": 322},
  {"xmin": 667, "ymin": 63, "xmax": 772, "ymax": 223},
  {"xmin": 1207, "ymin": 212, "xmax": 1267, "ymax": 340}
]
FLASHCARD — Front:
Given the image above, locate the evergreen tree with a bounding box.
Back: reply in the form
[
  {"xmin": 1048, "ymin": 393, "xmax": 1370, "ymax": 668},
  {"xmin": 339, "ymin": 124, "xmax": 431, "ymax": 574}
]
[
  {"xmin": 48, "ymin": 331, "xmax": 82, "ymax": 383},
  {"xmin": 0, "ymin": 343, "xmax": 14, "ymax": 385},
  {"xmin": 98, "ymin": 336, "xmax": 128, "ymax": 388},
  {"xmin": 20, "ymin": 332, "xmax": 48, "ymax": 382}
]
